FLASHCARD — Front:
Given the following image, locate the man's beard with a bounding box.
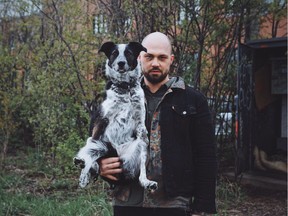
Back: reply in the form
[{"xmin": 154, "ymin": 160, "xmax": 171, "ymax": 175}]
[{"xmin": 143, "ymin": 69, "xmax": 168, "ymax": 84}]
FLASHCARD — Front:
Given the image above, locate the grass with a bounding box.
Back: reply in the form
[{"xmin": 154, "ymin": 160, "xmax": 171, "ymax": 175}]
[
  {"xmin": 0, "ymin": 189, "xmax": 111, "ymax": 216},
  {"xmin": 0, "ymin": 149, "xmax": 112, "ymax": 216},
  {"xmin": 216, "ymin": 176, "xmax": 244, "ymax": 215},
  {"xmin": 0, "ymin": 147, "xmax": 245, "ymax": 216}
]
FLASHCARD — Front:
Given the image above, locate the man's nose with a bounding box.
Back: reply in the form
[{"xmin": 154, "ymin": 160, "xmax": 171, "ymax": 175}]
[{"xmin": 151, "ymin": 58, "xmax": 160, "ymax": 67}]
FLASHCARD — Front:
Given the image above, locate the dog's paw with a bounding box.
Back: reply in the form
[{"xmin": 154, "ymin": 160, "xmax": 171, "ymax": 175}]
[
  {"xmin": 73, "ymin": 157, "xmax": 85, "ymax": 169},
  {"xmin": 79, "ymin": 172, "xmax": 90, "ymax": 188},
  {"xmin": 146, "ymin": 181, "xmax": 158, "ymax": 192},
  {"xmin": 90, "ymin": 167, "xmax": 99, "ymax": 182}
]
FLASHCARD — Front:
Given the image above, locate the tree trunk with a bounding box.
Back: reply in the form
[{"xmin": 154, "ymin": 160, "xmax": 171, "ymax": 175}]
[{"xmin": 0, "ymin": 130, "xmax": 10, "ymax": 169}]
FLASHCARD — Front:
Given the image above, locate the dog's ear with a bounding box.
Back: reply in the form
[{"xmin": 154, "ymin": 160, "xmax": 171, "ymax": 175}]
[
  {"xmin": 127, "ymin": 42, "xmax": 147, "ymax": 57},
  {"xmin": 98, "ymin": 42, "xmax": 116, "ymax": 58}
]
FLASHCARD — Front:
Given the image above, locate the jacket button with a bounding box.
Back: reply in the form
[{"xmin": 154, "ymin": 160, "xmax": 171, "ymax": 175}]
[{"xmin": 182, "ymin": 111, "xmax": 187, "ymax": 115}]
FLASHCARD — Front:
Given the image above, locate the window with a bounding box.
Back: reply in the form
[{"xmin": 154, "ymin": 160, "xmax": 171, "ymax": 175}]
[
  {"xmin": 93, "ymin": 14, "xmax": 108, "ymax": 34},
  {"xmin": 0, "ymin": 0, "xmax": 41, "ymax": 18},
  {"xmin": 177, "ymin": 0, "xmax": 201, "ymax": 25}
]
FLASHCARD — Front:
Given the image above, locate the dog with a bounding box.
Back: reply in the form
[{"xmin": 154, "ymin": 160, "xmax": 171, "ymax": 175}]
[{"xmin": 74, "ymin": 41, "xmax": 158, "ymax": 191}]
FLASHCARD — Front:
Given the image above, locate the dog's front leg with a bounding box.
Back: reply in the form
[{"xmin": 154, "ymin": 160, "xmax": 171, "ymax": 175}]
[
  {"xmin": 138, "ymin": 140, "xmax": 158, "ymax": 191},
  {"xmin": 131, "ymin": 90, "xmax": 148, "ymax": 142}
]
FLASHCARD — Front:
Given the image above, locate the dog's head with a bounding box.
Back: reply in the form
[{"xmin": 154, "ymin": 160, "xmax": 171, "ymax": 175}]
[{"xmin": 99, "ymin": 42, "xmax": 147, "ymax": 82}]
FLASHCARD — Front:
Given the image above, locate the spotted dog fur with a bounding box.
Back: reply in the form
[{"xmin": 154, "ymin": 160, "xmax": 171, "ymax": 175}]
[{"xmin": 74, "ymin": 42, "xmax": 158, "ymax": 191}]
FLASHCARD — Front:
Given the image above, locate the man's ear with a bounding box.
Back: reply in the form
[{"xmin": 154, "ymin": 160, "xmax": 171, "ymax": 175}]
[
  {"xmin": 98, "ymin": 42, "xmax": 116, "ymax": 58},
  {"xmin": 170, "ymin": 54, "xmax": 175, "ymax": 63}
]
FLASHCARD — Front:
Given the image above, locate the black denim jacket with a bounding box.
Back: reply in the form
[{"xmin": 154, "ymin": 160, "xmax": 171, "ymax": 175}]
[{"xmin": 157, "ymin": 77, "xmax": 217, "ymax": 213}]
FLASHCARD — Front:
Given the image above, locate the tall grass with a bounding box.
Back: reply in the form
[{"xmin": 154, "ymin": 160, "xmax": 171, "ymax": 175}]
[
  {"xmin": 216, "ymin": 176, "xmax": 245, "ymax": 215},
  {"xmin": 0, "ymin": 149, "xmax": 112, "ymax": 216},
  {"xmin": 1, "ymin": 148, "xmax": 246, "ymax": 216},
  {"xmin": 0, "ymin": 189, "xmax": 112, "ymax": 216}
]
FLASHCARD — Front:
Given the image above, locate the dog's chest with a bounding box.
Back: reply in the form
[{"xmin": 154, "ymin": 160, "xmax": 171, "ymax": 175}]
[
  {"xmin": 104, "ymin": 97, "xmax": 134, "ymax": 122},
  {"xmin": 101, "ymin": 86, "xmax": 145, "ymax": 144}
]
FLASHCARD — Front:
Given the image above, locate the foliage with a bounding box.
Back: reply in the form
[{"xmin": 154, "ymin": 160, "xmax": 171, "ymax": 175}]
[
  {"xmin": 0, "ymin": 44, "xmax": 25, "ymax": 167},
  {"xmin": 1, "ymin": 192, "xmax": 112, "ymax": 216},
  {"xmin": 0, "ymin": 0, "xmax": 286, "ymax": 175},
  {"xmin": 0, "ymin": 149, "xmax": 112, "ymax": 216},
  {"xmin": 0, "ymin": 0, "xmax": 105, "ymax": 171},
  {"xmin": 216, "ymin": 176, "xmax": 244, "ymax": 215},
  {"xmin": 0, "ymin": 147, "xmax": 245, "ymax": 216},
  {"xmin": 0, "ymin": 3, "xmax": 286, "ymax": 215}
]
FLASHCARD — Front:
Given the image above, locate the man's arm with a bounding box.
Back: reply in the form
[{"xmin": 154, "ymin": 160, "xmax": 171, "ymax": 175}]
[{"xmin": 192, "ymin": 97, "xmax": 217, "ymax": 214}]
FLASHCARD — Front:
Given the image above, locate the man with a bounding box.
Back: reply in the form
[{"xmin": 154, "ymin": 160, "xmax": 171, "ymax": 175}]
[{"xmin": 98, "ymin": 32, "xmax": 217, "ymax": 216}]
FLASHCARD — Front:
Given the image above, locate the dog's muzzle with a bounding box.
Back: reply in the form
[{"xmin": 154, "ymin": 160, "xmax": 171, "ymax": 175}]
[{"xmin": 117, "ymin": 61, "xmax": 128, "ymax": 73}]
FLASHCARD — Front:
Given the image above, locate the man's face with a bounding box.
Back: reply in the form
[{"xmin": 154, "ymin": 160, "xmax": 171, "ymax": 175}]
[{"xmin": 139, "ymin": 42, "xmax": 174, "ymax": 84}]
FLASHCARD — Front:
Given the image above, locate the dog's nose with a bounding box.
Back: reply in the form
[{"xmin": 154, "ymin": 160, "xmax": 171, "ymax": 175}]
[{"xmin": 118, "ymin": 61, "xmax": 126, "ymax": 69}]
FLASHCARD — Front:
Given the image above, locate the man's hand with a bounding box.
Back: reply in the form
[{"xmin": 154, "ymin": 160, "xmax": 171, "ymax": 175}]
[{"xmin": 99, "ymin": 157, "xmax": 122, "ymax": 181}]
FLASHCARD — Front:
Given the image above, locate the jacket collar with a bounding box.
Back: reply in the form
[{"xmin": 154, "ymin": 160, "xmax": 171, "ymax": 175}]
[
  {"xmin": 169, "ymin": 76, "xmax": 186, "ymax": 90},
  {"xmin": 141, "ymin": 76, "xmax": 186, "ymax": 92}
]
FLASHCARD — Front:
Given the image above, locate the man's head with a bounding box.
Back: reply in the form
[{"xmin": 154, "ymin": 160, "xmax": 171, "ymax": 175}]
[{"xmin": 139, "ymin": 32, "xmax": 174, "ymax": 85}]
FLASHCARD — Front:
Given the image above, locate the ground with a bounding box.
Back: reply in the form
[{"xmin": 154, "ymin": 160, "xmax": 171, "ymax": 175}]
[
  {"xmin": 223, "ymin": 184, "xmax": 287, "ymax": 216},
  {"xmin": 1, "ymin": 152, "xmax": 287, "ymax": 216}
]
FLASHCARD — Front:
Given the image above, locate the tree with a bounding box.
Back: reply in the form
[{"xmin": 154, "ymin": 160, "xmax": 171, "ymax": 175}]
[
  {"xmin": 0, "ymin": 0, "xmax": 105, "ymax": 171},
  {"xmin": 0, "ymin": 0, "xmax": 285, "ymax": 170},
  {"xmin": 264, "ymin": 0, "xmax": 287, "ymax": 38},
  {"xmin": 0, "ymin": 51, "xmax": 24, "ymax": 167}
]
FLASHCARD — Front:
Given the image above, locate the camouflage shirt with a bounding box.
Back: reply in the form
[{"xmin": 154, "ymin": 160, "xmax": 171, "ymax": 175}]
[{"xmin": 113, "ymin": 77, "xmax": 191, "ymax": 210}]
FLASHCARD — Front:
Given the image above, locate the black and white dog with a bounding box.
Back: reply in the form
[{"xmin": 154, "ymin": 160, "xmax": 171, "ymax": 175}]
[{"xmin": 74, "ymin": 42, "xmax": 158, "ymax": 191}]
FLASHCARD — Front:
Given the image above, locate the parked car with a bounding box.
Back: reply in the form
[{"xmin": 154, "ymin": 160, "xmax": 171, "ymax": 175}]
[
  {"xmin": 215, "ymin": 112, "xmax": 232, "ymax": 135},
  {"xmin": 208, "ymin": 97, "xmax": 233, "ymax": 136}
]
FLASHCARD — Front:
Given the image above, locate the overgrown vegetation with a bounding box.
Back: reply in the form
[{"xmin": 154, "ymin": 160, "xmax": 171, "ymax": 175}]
[
  {"xmin": 216, "ymin": 176, "xmax": 244, "ymax": 214},
  {"xmin": 1, "ymin": 147, "xmax": 244, "ymax": 216},
  {"xmin": 1, "ymin": 0, "xmax": 286, "ymax": 170},
  {"xmin": 0, "ymin": 149, "xmax": 112, "ymax": 216},
  {"xmin": 0, "ymin": 0, "xmax": 286, "ymax": 215}
]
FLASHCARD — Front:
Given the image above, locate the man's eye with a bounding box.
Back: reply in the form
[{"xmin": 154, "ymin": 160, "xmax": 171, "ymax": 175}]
[{"xmin": 145, "ymin": 56, "xmax": 152, "ymax": 60}]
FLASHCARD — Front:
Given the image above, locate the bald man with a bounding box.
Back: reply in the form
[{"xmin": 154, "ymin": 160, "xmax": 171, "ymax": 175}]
[{"xmin": 98, "ymin": 32, "xmax": 217, "ymax": 216}]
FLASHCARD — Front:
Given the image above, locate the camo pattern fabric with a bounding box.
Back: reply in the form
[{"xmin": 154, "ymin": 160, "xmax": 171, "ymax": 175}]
[{"xmin": 142, "ymin": 110, "xmax": 190, "ymax": 210}]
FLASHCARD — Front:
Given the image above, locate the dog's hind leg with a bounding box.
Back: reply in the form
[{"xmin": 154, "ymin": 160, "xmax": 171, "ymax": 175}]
[
  {"xmin": 138, "ymin": 140, "xmax": 158, "ymax": 192},
  {"xmin": 74, "ymin": 137, "xmax": 108, "ymax": 188},
  {"xmin": 78, "ymin": 159, "xmax": 95, "ymax": 188}
]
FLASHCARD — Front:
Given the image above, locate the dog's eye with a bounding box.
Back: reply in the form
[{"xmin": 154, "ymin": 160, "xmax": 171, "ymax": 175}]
[
  {"xmin": 124, "ymin": 50, "xmax": 133, "ymax": 57},
  {"xmin": 111, "ymin": 50, "xmax": 119, "ymax": 56}
]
